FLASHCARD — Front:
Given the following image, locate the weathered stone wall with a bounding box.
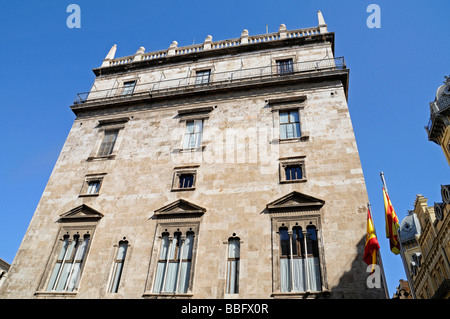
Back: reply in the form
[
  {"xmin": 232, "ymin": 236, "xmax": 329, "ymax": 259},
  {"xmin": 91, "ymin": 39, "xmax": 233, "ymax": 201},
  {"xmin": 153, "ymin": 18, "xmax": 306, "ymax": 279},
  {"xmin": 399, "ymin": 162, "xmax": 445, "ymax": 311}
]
[{"xmin": 1, "ymin": 38, "xmax": 386, "ymax": 299}]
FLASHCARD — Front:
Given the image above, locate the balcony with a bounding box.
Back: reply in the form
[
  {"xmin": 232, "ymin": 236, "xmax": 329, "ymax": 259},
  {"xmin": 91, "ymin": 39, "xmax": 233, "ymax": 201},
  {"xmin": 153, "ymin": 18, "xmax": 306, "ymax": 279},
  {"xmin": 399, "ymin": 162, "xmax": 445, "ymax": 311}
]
[
  {"xmin": 432, "ymin": 279, "xmax": 450, "ymax": 299},
  {"xmin": 426, "ymin": 93, "xmax": 450, "ymax": 142},
  {"xmin": 72, "ymin": 57, "xmax": 346, "ymax": 110}
]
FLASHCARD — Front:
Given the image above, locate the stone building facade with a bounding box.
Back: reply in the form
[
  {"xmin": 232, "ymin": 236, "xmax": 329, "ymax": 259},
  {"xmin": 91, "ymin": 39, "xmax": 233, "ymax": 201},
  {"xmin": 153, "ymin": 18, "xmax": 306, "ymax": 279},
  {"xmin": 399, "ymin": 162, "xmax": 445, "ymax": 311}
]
[
  {"xmin": 401, "ymin": 193, "xmax": 450, "ymax": 299},
  {"xmin": 1, "ymin": 12, "xmax": 387, "ymax": 299}
]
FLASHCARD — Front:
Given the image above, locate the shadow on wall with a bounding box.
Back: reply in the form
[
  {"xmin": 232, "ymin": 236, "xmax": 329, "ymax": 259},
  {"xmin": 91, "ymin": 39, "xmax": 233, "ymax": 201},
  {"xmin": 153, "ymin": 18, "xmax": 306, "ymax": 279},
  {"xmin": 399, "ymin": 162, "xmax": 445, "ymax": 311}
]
[{"xmin": 329, "ymin": 236, "xmax": 388, "ymax": 299}]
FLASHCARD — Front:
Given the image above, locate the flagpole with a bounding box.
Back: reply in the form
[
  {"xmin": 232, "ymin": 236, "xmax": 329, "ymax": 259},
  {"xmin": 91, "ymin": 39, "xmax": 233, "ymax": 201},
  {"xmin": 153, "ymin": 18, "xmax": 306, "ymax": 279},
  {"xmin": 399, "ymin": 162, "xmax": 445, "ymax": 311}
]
[
  {"xmin": 380, "ymin": 171, "xmax": 410, "ymax": 298},
  {"xmin": 380, "ymin": 171, "xmax": 388, "ymax": 193},
  {"xmin": 367, "ymin": 202, "xmax": 389, "ymax": 299}
]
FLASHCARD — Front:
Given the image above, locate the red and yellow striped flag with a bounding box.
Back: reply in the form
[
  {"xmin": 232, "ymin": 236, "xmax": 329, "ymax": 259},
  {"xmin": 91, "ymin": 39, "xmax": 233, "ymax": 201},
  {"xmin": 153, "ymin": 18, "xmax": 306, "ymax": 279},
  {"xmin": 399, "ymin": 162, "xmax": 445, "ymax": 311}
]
[
  {"xmin": 383, "ymin": 187, "xmax": 400, "ymax": 255},
  {"xmin": 364, "ymin": 208, "xmax": 380, "ymax": 271}
]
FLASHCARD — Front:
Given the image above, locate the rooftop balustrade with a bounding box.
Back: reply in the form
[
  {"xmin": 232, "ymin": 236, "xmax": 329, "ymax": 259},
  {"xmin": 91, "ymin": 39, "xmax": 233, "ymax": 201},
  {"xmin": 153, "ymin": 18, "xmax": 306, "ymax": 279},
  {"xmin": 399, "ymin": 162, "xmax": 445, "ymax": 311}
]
[{"xmin": 101, "ymin": 24, "xmax": 325, "ymax": 69}]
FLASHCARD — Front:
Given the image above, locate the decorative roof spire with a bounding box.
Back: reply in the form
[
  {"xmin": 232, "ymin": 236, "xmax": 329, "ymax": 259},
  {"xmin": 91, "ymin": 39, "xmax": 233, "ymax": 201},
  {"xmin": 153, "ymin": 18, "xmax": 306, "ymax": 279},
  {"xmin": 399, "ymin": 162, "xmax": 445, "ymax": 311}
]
[
  {"xmin": 317, "ymin": 10, "xmax": 328, "ymax": 33},
  {"xmin": 101, "ymin": 44, "xmax": 117, "ymax": 67},
  {"xmin": 105, "ymin": 44, "xmax": 117, "ymax": 60}
]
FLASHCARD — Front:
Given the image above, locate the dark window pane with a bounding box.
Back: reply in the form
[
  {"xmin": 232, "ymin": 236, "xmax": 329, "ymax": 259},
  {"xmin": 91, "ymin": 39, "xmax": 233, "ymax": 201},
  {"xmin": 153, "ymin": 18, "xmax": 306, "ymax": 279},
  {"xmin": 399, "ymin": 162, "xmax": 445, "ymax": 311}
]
[
  {"xmin": 285, "ymin": 165, "xmax": 302, "ymax": 180},
  {"xmin": 195, "ymin": 70, "xmax": 211, "ymax": 85},
  {"xmin": 277, "ymin": 59, "xmax": 294, "ymax": 74},
  {"xmin": 279, "ymin": 228, "xmax": 290, "ymax": 256},
  {"xmin": 179, "ymin": 174, "xmax": 194, "ymax": 188}
]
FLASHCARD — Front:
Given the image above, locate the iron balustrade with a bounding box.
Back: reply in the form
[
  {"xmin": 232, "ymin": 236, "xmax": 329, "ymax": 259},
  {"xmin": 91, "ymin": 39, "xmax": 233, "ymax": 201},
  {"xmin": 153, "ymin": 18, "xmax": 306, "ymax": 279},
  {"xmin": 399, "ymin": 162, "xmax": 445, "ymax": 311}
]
[{"xmin": 73, "ymin": 57, "xmax": 346, "ymax": 105}]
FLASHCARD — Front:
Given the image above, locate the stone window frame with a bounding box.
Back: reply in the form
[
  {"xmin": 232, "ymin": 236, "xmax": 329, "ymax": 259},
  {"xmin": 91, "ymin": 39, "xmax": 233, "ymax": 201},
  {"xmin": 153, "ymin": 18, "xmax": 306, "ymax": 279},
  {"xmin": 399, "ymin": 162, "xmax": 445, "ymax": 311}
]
[
  {"xmin": 272, "ymin": 54, "xmax": 297, "ymax": 75},
  {"xmin": 106, "ymin": 238, "xmax": 130, "ymax": 294},
  {"xmin": 143, "ymin": 199, "xmax": 205, "ymax": 299},
  {"xmin": 115, "ymin": 75, "xmax": 139, "ymax": 97},
  {"xmin": 225, "ymin": 234, "xmax": 241, "ymax": 295},
  {"xmin": 267, "ymin": 96, "xmax": 309, "ymax": 144},
  {"xmin": 279, "ymin": 156, "xmax": 307, "ymax": 184},
  {"xmin": 171, "ymin": 166, "xmax": 199, "ymax": 192},
  {"xmin": 190, "ymin": 66, "xmax": 213, "ymax": 86},
  {"xmin": 271, "ymin": 215, "xmax": 327, "ymax": 297},
  {"xmin": 120, "ymin": 80, "xmax": 136, "ymax": 96},
  {"xmin": 35, "ymin": 205, "xmax": 102, "ymax": 298},
  {"xmin": 174, "ymin": 106, "xmax": 213, "ymax": 153},
  {"xmin": 79, "ymin": 173, "xmax": 107, "ymax": 197},
  {"xmin": 87, "ymin": 117, "xmax": 129, "ymax": 161},
  {"xmin": 144, "ymin": 222, "xmax": 201, "ymax": 298},
  {"xmin": 266, "ymin": 191, "xmax": 328, "ymax": 298}
]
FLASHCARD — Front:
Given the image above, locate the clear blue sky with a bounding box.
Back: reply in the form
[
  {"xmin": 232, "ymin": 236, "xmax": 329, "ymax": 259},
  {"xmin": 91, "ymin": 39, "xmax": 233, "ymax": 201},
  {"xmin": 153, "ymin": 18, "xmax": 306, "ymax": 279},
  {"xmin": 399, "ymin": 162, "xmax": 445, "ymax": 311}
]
[{"xmin": 0, "ymin": 0, "xmax": 449, "ymax": 297}]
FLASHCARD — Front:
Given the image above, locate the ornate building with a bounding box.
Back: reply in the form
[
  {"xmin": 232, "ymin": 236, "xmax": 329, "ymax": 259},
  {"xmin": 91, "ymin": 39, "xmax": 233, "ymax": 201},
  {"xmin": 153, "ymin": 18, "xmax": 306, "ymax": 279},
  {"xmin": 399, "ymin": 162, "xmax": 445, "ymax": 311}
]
[
  {"xmin": 427, "ymin": 76, "xmax": 450, "ymax": 165},
  {"xmin": 398, "ymin": 207, "xmax": 422, "ymax": 298},
  {"xmin": 399, "ymin": 76, "xmax": 450, "ymax": 299},
  {"xmin": 401, "ymin": 193, "xmax": 450, "ymax": 299},
  {"xmin": 1, "ymin": 12, "xmax": 387, "ymax": 299}
]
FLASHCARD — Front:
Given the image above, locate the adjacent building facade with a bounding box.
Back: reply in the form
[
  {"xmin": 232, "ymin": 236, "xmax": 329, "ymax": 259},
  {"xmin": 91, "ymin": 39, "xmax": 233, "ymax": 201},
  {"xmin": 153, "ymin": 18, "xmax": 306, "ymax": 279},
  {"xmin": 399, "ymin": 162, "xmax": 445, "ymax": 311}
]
[
  {"xmin": 1, "ymin": 12, "xmax": 387, "ymax": 299},
  {"xmin": 398, "ymin": 76, "xmax": 450, "ymax": 299},
  {"xmin": 427, "ymin": 75, "xmax": 450, "ymax": 166},
  {"xmin": 400, "ymin": 193, "xmax": 450, "ymax": 299}
]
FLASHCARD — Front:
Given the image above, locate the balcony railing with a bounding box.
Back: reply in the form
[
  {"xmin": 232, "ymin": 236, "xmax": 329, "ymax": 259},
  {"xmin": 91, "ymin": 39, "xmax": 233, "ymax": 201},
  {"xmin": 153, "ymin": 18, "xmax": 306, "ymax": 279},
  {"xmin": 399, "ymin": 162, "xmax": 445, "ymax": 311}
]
[
  {"xmin": 427, "ymin": 95, "xmax": 450, "ymax": 136},
  {"xmin": 73, "ymin": 57, "xmax": 346, "ymax": 105}
]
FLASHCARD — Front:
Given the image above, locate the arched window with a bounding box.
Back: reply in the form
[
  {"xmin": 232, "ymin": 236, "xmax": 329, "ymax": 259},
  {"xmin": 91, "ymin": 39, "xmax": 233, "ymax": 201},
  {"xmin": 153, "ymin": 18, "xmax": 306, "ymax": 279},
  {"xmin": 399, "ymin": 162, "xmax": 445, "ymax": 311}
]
[
  {"xmin": 46, "ymin": 233, "xmax": 90, "ymax": 292},
  {"xmin": 279, "ymin": 225, "xmax": 322, "ymax": 293},
  {"xmin": 108, "ymin": 240, "xmax": 128, "ymax": 293},
  {"xmin": 226, "ymin": 237, "xmax": 240, "ymax": 294},
  {"xmin": 153, "ymin": 231, "xmax": 194, "ymax": 294}
]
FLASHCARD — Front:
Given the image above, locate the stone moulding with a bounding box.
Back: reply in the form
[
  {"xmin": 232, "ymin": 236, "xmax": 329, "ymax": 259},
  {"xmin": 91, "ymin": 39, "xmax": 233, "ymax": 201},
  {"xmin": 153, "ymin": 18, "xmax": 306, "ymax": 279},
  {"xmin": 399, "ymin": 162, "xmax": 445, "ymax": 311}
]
[
  {"xmin": 152, "ymin": 199, "xmax": 206, "ymax": 219},
  {"xmin": 266, "ymin": 191, "xmax": 325, "ymax": 212},
  {"xmin": 57, "ymin": 204, "xmax": 104, "ymax": 223}
]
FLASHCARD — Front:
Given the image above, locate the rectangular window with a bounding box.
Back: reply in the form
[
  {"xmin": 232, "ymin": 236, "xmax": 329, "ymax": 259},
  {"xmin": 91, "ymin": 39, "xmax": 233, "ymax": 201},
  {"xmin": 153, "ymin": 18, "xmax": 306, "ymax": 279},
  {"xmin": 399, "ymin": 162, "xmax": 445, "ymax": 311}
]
[
  {"xmin": 172, "ymin": 167, "xmax": 198, "ymax": 191},
  {"xmin": 46, "ymin": 233, "xmax": 90, "ymax": 292},
  {"xmin": 121, "ymin": 81, "xmax": 136, "ymax": 96},
  {"xmin": 183, "ymin": 120, "xmax": 203, "ymax": 149},
  {"xmin": 279, "ymin": 157, "xmax": 306, "ymax": 184},
  {"xmin": 97, "ymin": 130, "xmax": 118, "ymax": 157},
  {"xmin": 279, "ymin": 110, "xmax": 300, "ymax": 139},
  {"xmin": 108, "ymin": 240, "xmax": 128, "ymax": 293},
  {"xmin": 277, "ymin": 59, "xmax": 294, "ymax": 74},
  {"xmin": 153, "ymin": 231, "xmax": 194, "ymax": 294},
  {"xmin": 80, "ymin": 174, "xmax": 106, "ymax": 197},
  {"xmin": 195, "ymin": 70, "xmax": 211, "ymax": 85},
  {"xmin": 226, "ymin": 238, "xmax": 240, "ymax": 294}
]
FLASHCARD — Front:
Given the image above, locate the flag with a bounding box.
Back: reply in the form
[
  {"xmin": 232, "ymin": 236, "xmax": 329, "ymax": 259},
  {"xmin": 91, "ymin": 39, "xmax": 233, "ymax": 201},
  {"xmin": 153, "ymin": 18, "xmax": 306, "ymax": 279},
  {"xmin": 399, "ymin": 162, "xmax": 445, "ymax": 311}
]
[
  {"xmin": 364, "ymin": 208, "xmax": 380, "ymax": 271},
  {"xmin": 383, "ymin": 187, "xmax": 400, "ymax": 255}
]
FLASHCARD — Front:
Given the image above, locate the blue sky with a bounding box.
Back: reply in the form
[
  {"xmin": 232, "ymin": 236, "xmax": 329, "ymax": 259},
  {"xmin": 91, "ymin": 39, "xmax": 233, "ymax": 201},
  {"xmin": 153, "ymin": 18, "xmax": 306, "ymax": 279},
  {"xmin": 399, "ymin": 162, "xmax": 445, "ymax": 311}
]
[{"xmin": 0, "ymin": 0, "xmax": 449, "ymax": 297}]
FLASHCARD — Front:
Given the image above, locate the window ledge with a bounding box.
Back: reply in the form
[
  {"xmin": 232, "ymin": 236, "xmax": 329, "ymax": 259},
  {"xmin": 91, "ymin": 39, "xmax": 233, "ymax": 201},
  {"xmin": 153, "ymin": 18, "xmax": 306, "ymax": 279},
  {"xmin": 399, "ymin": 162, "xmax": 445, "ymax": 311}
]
[
  {"xmin": 86, "ymin": 154, "xmax": 116, "ymax": 161},
  {"xmin": 279, "ymin": 135, "xmax": 309, "ymax": 143},
  {"xmin": 35, "ymin": 291, "xmax": 78, "ymax": 298},
  {"xmin": 142, "ymin": 292, "xmax": 194, "ymax": 299},
  {"xmin": 173, "ymin": 145, "xmax": 206, "ymax": 153},
  {"xmin": 79, "ymin": 193, "xmax": 100, "ymax": 197},
  {"xmin": 279, "ymin": 179, "xmax": 307, "ymax": 184},
  {"xmin": 271, "ymin": 290, "xmax": 329, "ymax": 299},
  {"xmin": 171, "ymin": 187, "xmax": 196, "ymax": 192}
]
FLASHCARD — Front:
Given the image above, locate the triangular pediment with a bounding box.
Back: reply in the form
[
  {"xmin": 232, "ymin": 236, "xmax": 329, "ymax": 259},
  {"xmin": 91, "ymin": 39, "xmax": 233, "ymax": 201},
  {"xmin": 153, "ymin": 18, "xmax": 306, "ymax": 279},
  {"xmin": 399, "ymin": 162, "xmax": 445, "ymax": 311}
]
[
  {"xmin": 58, "ymin": 204, "xmax": 103, "ymax": 222},
  {"xmin": 267, "ymin": 191, "xmax": 325, "ymax": 211},
  {"xmin": 154, "ymin": 199, "xmax": 206, "ymax": 218}
]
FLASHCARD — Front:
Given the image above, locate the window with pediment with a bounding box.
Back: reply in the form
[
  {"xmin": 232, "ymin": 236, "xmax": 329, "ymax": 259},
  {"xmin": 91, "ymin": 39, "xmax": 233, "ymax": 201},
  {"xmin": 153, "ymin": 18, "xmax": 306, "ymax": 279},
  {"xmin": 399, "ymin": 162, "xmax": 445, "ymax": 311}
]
[
  {"xmin": 37, "ymin": 205, "xmax": 103, "ymax": 296},
  {"xmin": 266, "ymin": 191, "xmax": 327, "ymax": 296},
  {"xmin": 144, "ymin": 199, "xmax": 205, "ymax": 298}
]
